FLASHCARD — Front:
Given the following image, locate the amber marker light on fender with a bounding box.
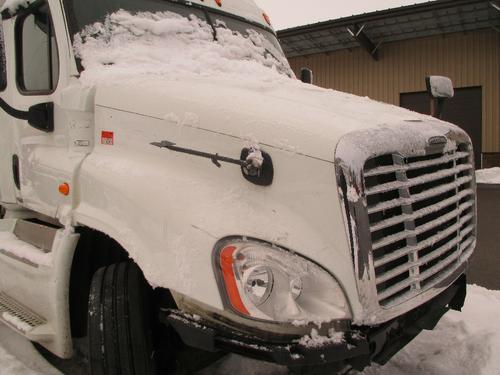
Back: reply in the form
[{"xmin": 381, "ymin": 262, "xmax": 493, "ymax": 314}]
[{"xmin": 59, "ymin": 183, "xmax": 70, "ymax": 196}]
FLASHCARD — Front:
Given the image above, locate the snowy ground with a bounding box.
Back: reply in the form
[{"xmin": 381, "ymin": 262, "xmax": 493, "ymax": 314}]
[
  {"xmin": 476, "ymin": 168, "xmax": 500, "ymax": 185},
  {"xmin": 0, "ymin": 285, "xmax": 499, "ymax": 375}
]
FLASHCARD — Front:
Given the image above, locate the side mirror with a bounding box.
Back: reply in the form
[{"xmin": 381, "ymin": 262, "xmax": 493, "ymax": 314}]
[
  {"xmin": 426, "ymin": 76, "xmax": 454, "ymax": 119},
  {"xmin": 28, "ymin": 102, "xmax": 54, "ymax": 132},
  {"xmin": 300, "ymin": 68, "xmax": 313, "ymax": 84}
]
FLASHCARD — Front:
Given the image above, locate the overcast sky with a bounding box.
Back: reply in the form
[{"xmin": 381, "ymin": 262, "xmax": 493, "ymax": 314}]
[{"xmin": 254, "ymin": 0, "xmax": 431, "ymax": 30}]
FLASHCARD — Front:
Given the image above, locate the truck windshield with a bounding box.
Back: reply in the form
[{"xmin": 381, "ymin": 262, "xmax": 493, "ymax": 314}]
[{"xmin": 64, "ymin": 0, "xmax": 289, "ymax": 75}]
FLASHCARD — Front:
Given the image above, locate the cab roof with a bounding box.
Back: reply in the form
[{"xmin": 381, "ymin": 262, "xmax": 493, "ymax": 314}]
[{"xmin": 188, "ymin": 0, "xmax": 271, "ymax": 29}]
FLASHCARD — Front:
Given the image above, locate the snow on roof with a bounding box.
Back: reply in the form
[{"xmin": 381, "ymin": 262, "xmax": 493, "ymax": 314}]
[
  {"xmin": 476, "ymin": 167, "xmax": 500, "ymax": 184},
  {"xmin": 74, "ymin": 10, "xmax": 292, "ymax": 87}
]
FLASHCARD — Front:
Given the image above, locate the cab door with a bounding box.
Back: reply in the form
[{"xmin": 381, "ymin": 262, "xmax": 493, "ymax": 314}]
[
  {"xmin": 3, "ymin": 0, "xmax": 78, "ymax": 218},
  {"xmin": 0, "ymin": 20, "xmax": 15, "ymax": 206}
]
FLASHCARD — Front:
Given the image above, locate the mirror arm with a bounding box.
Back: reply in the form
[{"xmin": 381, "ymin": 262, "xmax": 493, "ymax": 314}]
[
  {"xmin": 0, "ymin": 99, "xmax": 54, "ymax": 132},
  {"xmin": 0, "ymin": 97, "xmax": 29, "ymax": 121}
]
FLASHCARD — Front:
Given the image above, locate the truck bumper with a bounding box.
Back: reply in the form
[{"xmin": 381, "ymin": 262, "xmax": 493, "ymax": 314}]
[{"xmin": 161, "ymin": 275, "xmax": 466, "ymax": 373}]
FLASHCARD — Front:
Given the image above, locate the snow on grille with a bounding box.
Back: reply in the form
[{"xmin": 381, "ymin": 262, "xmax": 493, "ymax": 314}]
[{"xmin": 363, "ymin": 144, "xmax": 476, "ymax": 308}]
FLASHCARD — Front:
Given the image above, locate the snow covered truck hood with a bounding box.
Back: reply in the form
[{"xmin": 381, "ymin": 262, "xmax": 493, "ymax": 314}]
[{"xmin": 94, "ymin": 76, "xmax": 455, "ymax": 162}]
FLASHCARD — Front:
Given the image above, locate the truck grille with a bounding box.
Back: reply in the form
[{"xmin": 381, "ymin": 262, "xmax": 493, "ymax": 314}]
[{"xmin": 363, "ymin": 144, "xmax": 475, "ymax": 307}]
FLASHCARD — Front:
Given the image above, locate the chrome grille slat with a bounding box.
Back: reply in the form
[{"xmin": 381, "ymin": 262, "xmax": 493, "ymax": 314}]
[
  {"xmin": 372, "ymin": 205, "xmax": 473, "ymax": 251},
  {"xmin": 370, "ymin": 188, "xmax": 474, "ymax": 232},
  {"xmin": 364, "ymin": 151, "xmax": 470, "ymax": 177},
  {"xmin": 360, "ymin": 146, "xmax": 476, "ymax": 308},
  {"xmin": 375, "ymin": 227, "xmax": 475, "ymax": 285},
  {"xmin": 375, "ymin": 237, "xmax": 461, "ymax": 285},
  {"xmin": 367, "ymin": 179, "xmax": 473, "ymax": 215},
  {"xmin": 366, "ymin": 163, "xmax": 472, "ymax": 196},
  {"xmin": 377, "ymin": 247, "xmax": 463, "ymax": 302},
  {"xmin": 373, "ymin": 214, "xmax": 472, "ymax": 268}
]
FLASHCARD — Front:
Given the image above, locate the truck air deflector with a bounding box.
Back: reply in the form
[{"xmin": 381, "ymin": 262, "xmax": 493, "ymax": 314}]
[{"xmin": 151, "ymin": 140, "xmax": 274, "ymax": 186}]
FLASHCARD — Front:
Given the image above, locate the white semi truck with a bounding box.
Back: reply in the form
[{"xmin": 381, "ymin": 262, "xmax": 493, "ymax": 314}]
[{"xmin": 0, "ymin": 0, "xmax": 476, "ymax": 374}]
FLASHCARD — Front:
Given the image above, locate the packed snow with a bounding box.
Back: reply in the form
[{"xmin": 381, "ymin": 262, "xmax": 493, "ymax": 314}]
[
  {"xmin": 74, "ymin": 10, "xmax": 292, "ymax": 87},
  {"xmin": 0, "ymin": 285, "xmax": 498, "ymax": 374},
  {"xmin": 0, "ymin": 232, "xmax": 52, "ymax": 267},
  {"xmin": 297, "ymin": 328, "xmax": 345, "ymax": 348},
  {"xmin": 476, "ymin": 168, "xmax": 500, "ymax": 184}
]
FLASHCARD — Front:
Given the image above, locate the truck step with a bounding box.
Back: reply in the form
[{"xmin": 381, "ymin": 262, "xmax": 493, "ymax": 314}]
[
  {"xmin": 13, "ymin": 219, "xmax": 59, "ymax": 253},
  {"xmin": 0, "ymin": 291, "xmax": 54, "ymax": 341},
  {"xmin": 0, "ymin": 219, "xmax": 57, "ymax": 267}
]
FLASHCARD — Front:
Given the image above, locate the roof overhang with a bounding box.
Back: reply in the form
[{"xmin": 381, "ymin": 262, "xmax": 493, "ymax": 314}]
[{"xmin": 277, "ymin": 0, "xmax": 500, "ymax": 58}]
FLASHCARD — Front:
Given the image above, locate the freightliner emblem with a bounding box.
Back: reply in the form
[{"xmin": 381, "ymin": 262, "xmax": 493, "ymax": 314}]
[{"xmin": 428, "ymin": 136, "xmax": 447, "ymax": 146}]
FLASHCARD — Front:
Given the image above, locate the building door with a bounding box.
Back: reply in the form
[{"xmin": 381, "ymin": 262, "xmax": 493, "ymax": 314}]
[{"xmin": 400, "ymin": 87, "xmax": 482, "ymax": 168}]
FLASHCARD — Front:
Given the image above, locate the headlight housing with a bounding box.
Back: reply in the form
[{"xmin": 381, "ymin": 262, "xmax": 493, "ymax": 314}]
[{"xmin": 213, "ymin": 238, "xmax": 351, "ymax": 323}]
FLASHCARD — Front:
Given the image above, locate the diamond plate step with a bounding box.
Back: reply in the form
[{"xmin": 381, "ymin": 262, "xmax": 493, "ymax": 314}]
[{"xmin": 0, "ymin": 291, "xmax": 53, "ymax": 341}]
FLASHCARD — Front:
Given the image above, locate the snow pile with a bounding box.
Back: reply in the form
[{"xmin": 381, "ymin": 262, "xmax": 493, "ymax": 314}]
[
  {"xmin": 0, "ymin": 0, "xmax": 33, "ymax": 14},
  {"xmin": 0, "ymin": 232, "xmax": 52, "ymax": 267},
  {"xmin": 0, "ymin": 324, "xmax": 60, "ymax": 375},
  {"xmin": 476, "ymin": 167, "xmax": 500, "ymax": 184},
  {"xmin": 74, "ymin": 10, "xmax": 292, "ymax": 87},
  {"xmin": 359, "ymin": 285, "xmax": 500, "ymax": 375}
]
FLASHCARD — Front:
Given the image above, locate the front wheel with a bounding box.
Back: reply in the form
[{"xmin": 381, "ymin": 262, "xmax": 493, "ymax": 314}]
[{"xmin": 88, "ymin": 262, "xmax": 156, "ymax": 375}]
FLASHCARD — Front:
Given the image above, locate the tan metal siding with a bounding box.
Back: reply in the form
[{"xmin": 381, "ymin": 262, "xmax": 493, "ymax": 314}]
[{"xmin": 288, "ymin": 29, "xmax": 500, "ymax": 152}]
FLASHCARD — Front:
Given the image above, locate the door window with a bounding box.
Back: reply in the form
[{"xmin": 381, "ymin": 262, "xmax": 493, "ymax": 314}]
[{"xmin": 16, "ymin": 2, "xmax": 59, "ymax": 93}]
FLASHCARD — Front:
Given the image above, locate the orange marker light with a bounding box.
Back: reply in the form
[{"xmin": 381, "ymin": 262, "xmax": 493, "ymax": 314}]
[
  {"xmin": 263, "ymin": 12, "xmax": 272, "ymax": 27},
  {"xmin": 59, "ymin": 183, "xmax": 70, "ymax": 196},
  {"xmin": 214, "ymin": 0, "xmax": 222, "ymax": 6}
]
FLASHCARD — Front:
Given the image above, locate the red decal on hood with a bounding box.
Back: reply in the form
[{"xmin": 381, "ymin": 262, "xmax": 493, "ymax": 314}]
[{"xmin": 101, "ymin": 131, "xmax": 114, "ymax": 145}]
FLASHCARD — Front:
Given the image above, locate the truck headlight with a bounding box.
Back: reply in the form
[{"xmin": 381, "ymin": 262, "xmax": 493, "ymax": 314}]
[{"xmin": 213, "ymin": 239, "xmax": 351, "ymax": 323}]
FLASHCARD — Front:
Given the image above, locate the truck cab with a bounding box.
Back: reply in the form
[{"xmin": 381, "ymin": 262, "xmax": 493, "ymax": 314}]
[{"xmin": 0, "ymin": 0, "xmax": 476, "ymax": 374}]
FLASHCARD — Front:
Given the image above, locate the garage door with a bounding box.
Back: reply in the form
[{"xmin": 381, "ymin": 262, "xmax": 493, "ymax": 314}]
[{"xmin": 400, "ymin": 87, "xmax": 482, "ymax": 168}]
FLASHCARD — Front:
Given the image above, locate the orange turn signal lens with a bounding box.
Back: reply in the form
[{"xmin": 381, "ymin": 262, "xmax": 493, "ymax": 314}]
[
  {"xmin": 214, "ymin": 0, "xmax": 222, "ymax": 7},
  {"xmin": 220, "ymin": 245, "xmax": 249, "ymax": 316},
  {"xmin": 59, "ymin": 183, "xmax": 70, "ymax": 196}
]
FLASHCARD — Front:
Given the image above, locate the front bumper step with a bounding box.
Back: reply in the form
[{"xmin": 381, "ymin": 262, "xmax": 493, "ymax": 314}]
[
  {"xmin": 165, "ymin": 311, "xmax": 369, "ymax": 368},
  {"xmin": 161, "ymin": 275, "xmax": 466, "ymax": 373}
]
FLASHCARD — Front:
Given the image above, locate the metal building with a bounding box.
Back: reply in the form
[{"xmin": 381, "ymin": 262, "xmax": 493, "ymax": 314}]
[{"xmin": 278, "ymin": 0, "xmax": 500, "ymax": 168}]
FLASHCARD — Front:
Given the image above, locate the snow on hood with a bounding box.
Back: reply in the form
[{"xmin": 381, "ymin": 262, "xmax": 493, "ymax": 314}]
[{"xmin": 75, "ymin": 10, "xmax": 456, "ymax": 162}]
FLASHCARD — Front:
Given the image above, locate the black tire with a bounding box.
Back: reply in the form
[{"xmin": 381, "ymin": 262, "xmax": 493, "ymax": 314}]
[{"xmin": 88, "ymin": 262, "xmax": 156, "ymax": 375}]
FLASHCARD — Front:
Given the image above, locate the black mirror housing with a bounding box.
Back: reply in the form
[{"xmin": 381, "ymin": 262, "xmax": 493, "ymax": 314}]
[{"xmin": 28, "ymin": 102, "xmax": 54, "ymax": 132}]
